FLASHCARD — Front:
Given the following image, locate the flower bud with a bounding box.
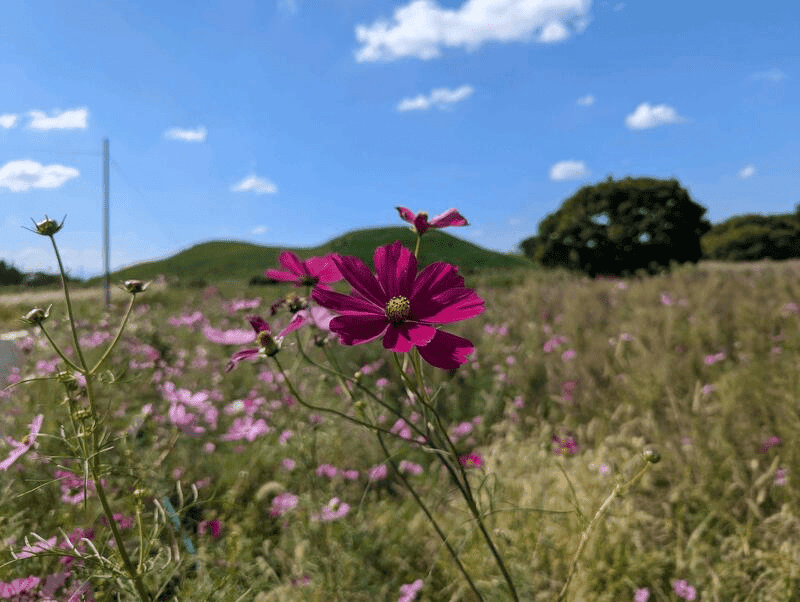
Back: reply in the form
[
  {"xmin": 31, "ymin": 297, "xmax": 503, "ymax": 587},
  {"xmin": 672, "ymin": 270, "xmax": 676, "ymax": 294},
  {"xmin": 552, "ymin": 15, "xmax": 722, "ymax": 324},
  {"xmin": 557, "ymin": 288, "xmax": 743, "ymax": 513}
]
[
  {"xmin": 642, "ymin": 448, "xmax": 661, "ymax": 464},
  {"xmin": 257, "ymin": 330, "xmax": 280, "ymax": 357},
  {"xmin": 123, "ymin": 280, "xmax": 149, "ymax": 294},
  {"xmin": 21, "ymin": 305, "xmax": 52, "ymax": 326},
  {"xmin": 287, "ymin": 295, "xmax": 308, "ymax": 313},
  {"xmin": 30, "ymin": 215, "xmax": 66, "ymax": 236}
]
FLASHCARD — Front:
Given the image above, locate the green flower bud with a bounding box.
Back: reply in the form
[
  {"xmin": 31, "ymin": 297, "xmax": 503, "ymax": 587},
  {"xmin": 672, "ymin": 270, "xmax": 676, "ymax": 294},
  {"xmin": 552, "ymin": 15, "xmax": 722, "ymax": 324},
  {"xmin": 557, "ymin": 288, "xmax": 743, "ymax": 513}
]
[
  {"xmin": 642, "ymin": 448, "xmax": 661, "ymax": 464},
  {"xmin": 30, "ymin": 215, "xmax": 66, "ymax": 236},
  {"xmin": 123, "ymin": 280, "xmax": 149, "ymax": 294},
  {"xmin": 21, "ymin": 305, "xmax": 52, "ymax": 326}
]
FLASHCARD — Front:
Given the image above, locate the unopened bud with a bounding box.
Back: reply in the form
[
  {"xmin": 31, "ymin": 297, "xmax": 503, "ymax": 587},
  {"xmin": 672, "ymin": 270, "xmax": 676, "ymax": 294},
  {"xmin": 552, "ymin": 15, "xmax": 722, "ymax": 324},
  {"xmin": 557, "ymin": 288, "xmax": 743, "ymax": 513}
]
[
  {"xmin": 642, "ymin": 449, "xmax": 661, "ymax": 464},
  {"xmin": 21, "ymin": 305, "xmax": 52, "ymax": 326},
  {"xmin": 353, "ymin": 371, "xmax": 363, "ymax": 384},
  {"xmin": 313, "ymin": 334, "xmax": 328, "ymax": 347},
  {"xmin": 123, "ymin": 280, "xmax": 149, "ymax": 294},
  {"xmin": 257, "ymin": 330, "xmax": 280, "ymax": 357},
  {"xmin": 30, "ymin": 215, "xmax": 66, "ymax": 236},
  {"xmin": 287, "ymin": 295, "xmax": 308, "ymax": 313}
]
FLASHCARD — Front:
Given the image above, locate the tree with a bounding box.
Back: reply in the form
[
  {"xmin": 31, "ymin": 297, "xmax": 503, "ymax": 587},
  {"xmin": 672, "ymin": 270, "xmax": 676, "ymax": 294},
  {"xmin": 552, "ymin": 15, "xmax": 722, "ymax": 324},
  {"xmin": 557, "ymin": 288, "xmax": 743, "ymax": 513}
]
[
  {"xmin": 700, "ymin": 213, "xmax": 800, "ymax": 261},
  {"xmin": 519, "ymin": 176, "xmax": 712, "ymax": 277},
  {"xmin": 0, "ymin": 260, "xmax": 24, "ymax": 285}
]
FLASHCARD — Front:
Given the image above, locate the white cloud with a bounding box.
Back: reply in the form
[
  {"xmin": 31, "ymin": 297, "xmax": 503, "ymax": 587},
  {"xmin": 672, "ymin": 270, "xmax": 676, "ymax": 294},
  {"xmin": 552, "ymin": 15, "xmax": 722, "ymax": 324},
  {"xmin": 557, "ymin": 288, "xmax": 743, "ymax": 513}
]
[
  {"xmin": 0, "ymin": 114, "xmax": 18, "ymax": 128},
  {"xmin": 576, "ymin": 94, "xmax": 594, "ymax": 106},
  {"xmin": 751, "ymin": 68, "xmax": 786, "ymax": 82},
  {"xmin": 231, "ymin": 175, "xmax": 277, "ymax": 195},
  {"xmin": 0, "ymin": 160, "xmax": 80, "ymax": 192},
  {"xmin": 397, "ymin": 85, "xmax": 474, "ymax": 111},
  {"xmin": 28, "ymin": 108, "xmax": 88, "ymax": 130},
  {"xmin": 549, "ymin": 160, "xmax": 589, "ymax": 181},
  {"xmin": 163, "ymin": 126, "xmax": 207, "ymax": 142},
  {"xmin": 625, "ymin": 103, "xmax": 686, "ymax": 130},
  {"xmin": 251, "ymin": 225, "xmax": 268, "ymax": 235},
  {"xmin": 738, "ymin": 164, "xmax": 756, "ymax": 179},
  {"xmin": 355, "ymin": 0, "xmax": 592, "ymax": 62}
]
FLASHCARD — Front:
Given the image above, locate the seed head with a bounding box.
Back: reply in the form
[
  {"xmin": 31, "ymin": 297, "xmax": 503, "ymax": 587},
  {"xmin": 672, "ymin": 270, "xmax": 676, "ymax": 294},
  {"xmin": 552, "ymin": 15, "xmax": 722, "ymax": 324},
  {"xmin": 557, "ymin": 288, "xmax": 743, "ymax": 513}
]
[
  {"xmin": 29, "ymin": 215, "xmax": 66, "ymax": 236},
  {"xmin": 21, "ymin": 305, "xmax": 52, "ymax": 326},
  {"xmin": 642, "ymin": 448, "xmax": 661, "ymax": 464},
  {"xmin": 123, "ymin": 280, "xmax": 149, "ymax": 294}
]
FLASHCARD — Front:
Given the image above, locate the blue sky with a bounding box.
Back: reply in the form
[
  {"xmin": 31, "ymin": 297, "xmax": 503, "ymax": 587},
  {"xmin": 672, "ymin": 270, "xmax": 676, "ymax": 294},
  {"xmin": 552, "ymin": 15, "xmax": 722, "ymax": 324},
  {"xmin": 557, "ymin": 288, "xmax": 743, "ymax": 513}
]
[{"xmin": 1, "ymin": 0, "xmax": 797, "ymax": 279}]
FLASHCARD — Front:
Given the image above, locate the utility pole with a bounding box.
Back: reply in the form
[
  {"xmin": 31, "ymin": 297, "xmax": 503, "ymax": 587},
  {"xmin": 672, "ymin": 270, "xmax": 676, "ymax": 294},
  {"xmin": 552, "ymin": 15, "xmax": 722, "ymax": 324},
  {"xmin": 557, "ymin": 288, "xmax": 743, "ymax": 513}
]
[{"xmin": 103, "ymin": 137, "xmax": 110, "ymax": 307}]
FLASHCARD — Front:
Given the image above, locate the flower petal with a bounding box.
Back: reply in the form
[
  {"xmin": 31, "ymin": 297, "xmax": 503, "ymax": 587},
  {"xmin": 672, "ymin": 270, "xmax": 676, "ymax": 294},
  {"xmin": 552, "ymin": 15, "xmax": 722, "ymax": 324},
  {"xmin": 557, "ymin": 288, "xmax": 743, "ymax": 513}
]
[
  {"xmin": 278, "ymin": 312, "xmax": 309, "ymax": 338},
  {"xmin": 410, "ymin": 262, "xmax": 465, "ymax": 306},
  {"xmin": 396, "ymin": 207, "xmax": 416, "ymax": 224},
  {"xmin": 331, "ymin": 254, "xmax": 387, "ymax": 306},
  {"xmin": 278, "ymin": 250, "xmax": 309, "ymax": 277},
  {"xmin": 306, "ymin": 255, "xmax": 342, "ymax": 283},
  {"xmin": 265, "ymin": 269, "xmax": 302, "ymax": 282},
  {"xmin": 246, "ymin": 315, "xmax": 272, "ymax": 334},
  {"xmin": 414, "ymin": 287, "xmax": 485, "ymax": 323},
  {"xmin": 429, "ymin": 208, "xmax": 468, "ymax": 229},
  {"xmin": 417, "ymin": 330, "xmax": 474, "ymax": 370},
  {"xmin": 328, "ymin": 314, "xmax": 388, "ymax": 346},
  {"xmin": 382, "ymin": 323, "xmax": 436, "ymax": 352},
  {"xmin": 374, "ymin": 241, "xmax": 416, "ymax": 298},
  {"xmin": 312, "ymin": 288, "xmax": 383, "ymax": 316},
  {"xmin": 225, "ymin": 348, "xmax": 260, "ymax": 373}
]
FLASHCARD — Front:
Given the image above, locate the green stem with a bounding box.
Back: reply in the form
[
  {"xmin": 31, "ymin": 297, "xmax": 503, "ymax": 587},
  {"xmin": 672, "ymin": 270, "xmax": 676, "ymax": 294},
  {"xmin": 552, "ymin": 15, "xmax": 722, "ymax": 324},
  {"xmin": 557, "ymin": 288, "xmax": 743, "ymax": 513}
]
[
  {"xmin": 376, "ymin": 430, "xmax": 485, "ymax": 601},
  {"xmin": 91, "ymin": 295, "xmax": 136, "ymax": 374},
  {"xmin": 556, "ymin": 462, "xmax": 653, "ymax": 602},
  {"xmin": 35, "ymin": 324, "xmax": 82, "ymax": 373},
  {"xmin": 48, "ymin": 234, "xmax": 89, "ymax": 372}
]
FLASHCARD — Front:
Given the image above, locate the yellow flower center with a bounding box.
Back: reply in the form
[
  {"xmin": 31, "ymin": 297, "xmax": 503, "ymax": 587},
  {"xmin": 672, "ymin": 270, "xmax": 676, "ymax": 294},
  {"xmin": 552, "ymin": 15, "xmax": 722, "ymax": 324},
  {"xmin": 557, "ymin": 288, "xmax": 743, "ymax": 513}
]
[{"xmin": 385, "ymin": 296, "xmax": 411, "ymax": 324}]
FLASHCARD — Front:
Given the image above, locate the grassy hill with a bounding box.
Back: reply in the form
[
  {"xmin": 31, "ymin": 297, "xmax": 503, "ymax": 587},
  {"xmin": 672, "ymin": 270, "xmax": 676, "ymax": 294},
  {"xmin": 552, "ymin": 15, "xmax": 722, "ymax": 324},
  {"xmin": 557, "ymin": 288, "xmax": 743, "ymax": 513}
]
[{"xmin": 84, "ymin": 227, "xmax": 532, "ymax": 286}]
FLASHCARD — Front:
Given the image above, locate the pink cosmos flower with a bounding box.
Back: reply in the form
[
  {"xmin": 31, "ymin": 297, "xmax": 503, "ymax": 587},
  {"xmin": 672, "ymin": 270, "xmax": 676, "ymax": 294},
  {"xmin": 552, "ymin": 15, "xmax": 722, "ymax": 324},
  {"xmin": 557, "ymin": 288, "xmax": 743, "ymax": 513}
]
[
  {"xmin": 266, "ymin": 251, "xmax": 342, "ymax": 288},
  {"xmin": 398, "ymin": 578, "xmax": 424, "ymax": 602},
  {"xmin": 459, "ymin": 453, "xmax": 484, "ymax": 468},
  {"xmin": 396, "ymin": 207, "xmax": 468, "ymax": 236},
  {"xmin": 311, "ymin": 241, "xmax": 484, "ymax": 370},
  {"xmin": 0, "ymin": 414, "xmax": 44, "ymax": 471}
]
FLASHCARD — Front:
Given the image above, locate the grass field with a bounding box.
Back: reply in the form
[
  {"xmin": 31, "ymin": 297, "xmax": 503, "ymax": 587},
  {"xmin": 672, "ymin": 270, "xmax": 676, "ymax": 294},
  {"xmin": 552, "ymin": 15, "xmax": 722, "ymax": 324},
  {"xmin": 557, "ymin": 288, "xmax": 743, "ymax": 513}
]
[{"xmin": 0, "ymin": 253, "xmax": 798, "ymax": 601}]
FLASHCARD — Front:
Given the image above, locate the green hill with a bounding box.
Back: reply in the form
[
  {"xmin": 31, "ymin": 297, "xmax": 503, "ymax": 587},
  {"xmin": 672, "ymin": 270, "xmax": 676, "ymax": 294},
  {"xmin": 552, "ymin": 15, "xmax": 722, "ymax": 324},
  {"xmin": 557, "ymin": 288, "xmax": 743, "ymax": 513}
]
[{"xmin": 85, "ymin": 227, "xmax": 532, "ymax": 286}]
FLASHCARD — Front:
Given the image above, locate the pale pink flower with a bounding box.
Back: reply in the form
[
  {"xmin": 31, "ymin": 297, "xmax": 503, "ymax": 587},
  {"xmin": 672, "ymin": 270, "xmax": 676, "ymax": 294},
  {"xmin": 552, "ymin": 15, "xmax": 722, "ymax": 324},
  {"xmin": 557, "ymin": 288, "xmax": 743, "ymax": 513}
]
[
  {"xmin": 0, "ymin": 414, "xmax": 44, "ymax": 471},
  {"xmin": 270, "ymin": 492, "xmax": 299, "ymax": 517},
  {"xmin": 672, "ymin": 579, "xmax": 696, "ymax": 600},
  {"xmin": 319, "ymin": 497, "xmax": 350, "ymax": 522},
  {"xmin": 368, "ymin": 464, "xmax": 388, "ymax": 480},
  {"xmin": 634, "ymin": 587, "xmax": 650, "ymax": 602},
  {"xmin": 398, "ymin": 578, "xmax": 424, "ymax": 602}
]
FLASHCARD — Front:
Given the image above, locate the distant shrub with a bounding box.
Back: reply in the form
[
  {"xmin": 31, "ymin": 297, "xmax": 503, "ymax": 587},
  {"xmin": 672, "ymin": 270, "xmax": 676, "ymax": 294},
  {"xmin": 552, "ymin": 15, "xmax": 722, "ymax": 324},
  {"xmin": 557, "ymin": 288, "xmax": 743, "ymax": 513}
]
[
  {"xmin": 0, "ymin": 260, "xmax": 24, "ymax": 286},
  {"xmin": 520, "ymin": 176, "xmax": 712, "ymax": 277},
  {"xmin": 248, "ymin": 275, "xmax": 280, "ymax": 286},
  {"xmin": 700, "ymin": 213, "xmax": 800, "ymax": 261},
  {"xmin": 187, "ymin": 278, "xmax": 207, "ymax": 289}
]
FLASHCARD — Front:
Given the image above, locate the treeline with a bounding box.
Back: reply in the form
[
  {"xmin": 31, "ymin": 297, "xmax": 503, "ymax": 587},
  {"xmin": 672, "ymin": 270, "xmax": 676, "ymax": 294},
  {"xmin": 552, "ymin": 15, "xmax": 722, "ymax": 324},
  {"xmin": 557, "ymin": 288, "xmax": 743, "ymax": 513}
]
[
  {"xmin": 0, "ymin": 260, "xmax": 81, "ymax": 287},
  {"xmin": 518, "ymin": 176, "xmax": 800, "ymax": 277}
]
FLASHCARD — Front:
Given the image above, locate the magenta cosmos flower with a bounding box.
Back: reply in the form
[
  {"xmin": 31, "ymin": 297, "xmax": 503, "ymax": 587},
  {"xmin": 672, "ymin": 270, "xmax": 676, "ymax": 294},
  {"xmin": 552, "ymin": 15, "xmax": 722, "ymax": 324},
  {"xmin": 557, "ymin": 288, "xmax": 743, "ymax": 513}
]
[
  {"xmin": 266, "ymin": 251, "xmax": 342, "ymax": 288},
  {"xmin": 396, "ymin": 207, "xmax": 468, "ymax": 235},
  {"xmin": 311, "ymin": 241, "xmax": 484, "ymax": 370}
]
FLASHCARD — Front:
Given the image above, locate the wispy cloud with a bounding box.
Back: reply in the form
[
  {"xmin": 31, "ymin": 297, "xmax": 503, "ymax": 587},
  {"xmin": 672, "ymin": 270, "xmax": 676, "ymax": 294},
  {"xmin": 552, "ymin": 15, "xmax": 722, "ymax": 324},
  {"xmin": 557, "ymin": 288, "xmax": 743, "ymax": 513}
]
[
  {"xmin": 750, "ymin": 68, "xmax": 786, "ymax": 82},
  {"xmin": 0, "ymin": 114, "xmax": 18, "ymax": 129},
  {"xmin": 0, "ymin": 160, "xmax": 80, "ymax": 192},
  {"xmin": 397, "ymin": 85, "xmax": 474, "ymax": 111},
  {"xmin": 231, "ymin": 175, "xmax": 277, "ymax": 195},
  {"xmin": 28, "ymin": 108, "xmax": 88, "ymax": 130},
  {"xmin": 251, "ymin": 225, "xmax": 268, "ymax": 235},
  {"xmin": 625, "ymin": 102, "xmax": 686, "ymax": 130},
  {"xmin": 576, "ymin": 94, "xmax": 594, "ymax": 106},
  {"xmin": 738, "ymin": 164, "xmax": 756, "ymax": 179},
  {"xmin": 549, "ymin": 160, "xmax": 589, "ymax": 181},
  {"xmin": 355, "ymin": 0, "xmax": 592, "ymax": 62},
  {"xmin": 163, "ymin": 126, "xmax": 207, "ymax": 142}
]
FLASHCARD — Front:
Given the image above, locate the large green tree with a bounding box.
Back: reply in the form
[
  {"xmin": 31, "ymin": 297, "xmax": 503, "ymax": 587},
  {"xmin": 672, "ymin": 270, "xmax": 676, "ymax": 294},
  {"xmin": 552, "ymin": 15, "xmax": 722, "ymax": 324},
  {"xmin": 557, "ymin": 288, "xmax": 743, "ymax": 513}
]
[{"xmin": 520, "ymin": 176, "xmax": 712, "ymax": 277}]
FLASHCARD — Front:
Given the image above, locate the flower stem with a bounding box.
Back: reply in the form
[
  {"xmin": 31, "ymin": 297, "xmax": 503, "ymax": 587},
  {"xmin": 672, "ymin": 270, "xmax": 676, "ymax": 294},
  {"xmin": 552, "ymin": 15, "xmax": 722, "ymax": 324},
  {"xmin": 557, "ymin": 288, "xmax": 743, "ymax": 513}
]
[
  {"xmin": 48, "ymin": 234, "xmax": 89, "ymax": 372},
  {"xmin": 556, "ymin": 461, "xmax": 653, "ymax": 602},
  {"xmin": 91, "ymin": 295, "xmax": 136, "ymax": 374}
]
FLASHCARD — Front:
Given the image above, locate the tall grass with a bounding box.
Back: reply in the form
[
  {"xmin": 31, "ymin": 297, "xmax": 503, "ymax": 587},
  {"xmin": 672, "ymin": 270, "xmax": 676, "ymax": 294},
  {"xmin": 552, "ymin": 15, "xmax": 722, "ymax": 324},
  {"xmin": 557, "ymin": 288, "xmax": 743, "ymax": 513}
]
[{"xmin": 1, "ymin": 258, "xmax": 798, "ymax": 600}]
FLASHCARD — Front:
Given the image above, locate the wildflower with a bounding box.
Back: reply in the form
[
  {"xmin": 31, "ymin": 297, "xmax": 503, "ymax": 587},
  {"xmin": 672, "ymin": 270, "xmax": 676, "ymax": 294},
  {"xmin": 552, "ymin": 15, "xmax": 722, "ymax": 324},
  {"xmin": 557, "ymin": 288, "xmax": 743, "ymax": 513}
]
[
  {"xmin": 319, "ymin": 497, "xmax": 350, "ymax": 522},
  {"xmin": 16, "ymin": 536, "xmax": 56, "ymax": 559},
  {"xmin": 634, "ymin": 587, "xmax": 650, "ymax": 602},
  {"xmin": 224, "ymin": 315, "xmax": 294, "ymax": 372},
  {"xmin": 316, "ymin": 464, "xmax": 338, "ymax": 478},
  {"xmin": 311, "ymin": 241, "xmax": 484, "ymax": 370},
  {"xmin": 266, "ymin": 250, "xmax": 342, "ymax": 288},
  {"xmin": 396, "ymin": 207, "xmax": 468, "ymax": 235},
  {"xmin": 0, "ymin": 576, "xmax": 40, "ymax": 597},
  {"xmin": 368, "ymin": 464, "xmax": 388, "ymax": 480},
  {"xmin": 269, "ymin": 493, "xmax": 299, "ymax": 517},
  {"xmin": 0, "ymin": 414, "xmax": 44, "ymax": 471},
  {"xmin": 774, "ymin": 467, "xmax": 787, "ymax": 486},
  {"xmin": 760, "ymin": 435, "xmax": 781, "ymax": 453},
  {"xmin": 28, "ymin": 214, "xmax": 66, "ymax": 236},
  {"xmin": 672, "ymin": 579, "xmax": 697, "ymax": 601},
  {"xmin": 398, "ymin": 460, "xmax": 423, "ymax": 475},
  {"xmin": 553, "ymin": 435, "xmax": 578, "ymax": 455},
  {"xmin": 398, "ymin": 579, "xmax": 424, "ymax": 602},
  {"xmin": 459, "ymin": 453, "xmax": 484, "ymax": 468},
  {"xmin": 20, "ymin": 305, "xmax": 52, "ymax": 327},
  {"xmin": 197, "ymin": 519, "xmax": 222, "ymax": 538}
]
